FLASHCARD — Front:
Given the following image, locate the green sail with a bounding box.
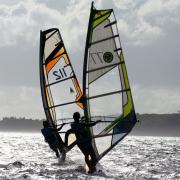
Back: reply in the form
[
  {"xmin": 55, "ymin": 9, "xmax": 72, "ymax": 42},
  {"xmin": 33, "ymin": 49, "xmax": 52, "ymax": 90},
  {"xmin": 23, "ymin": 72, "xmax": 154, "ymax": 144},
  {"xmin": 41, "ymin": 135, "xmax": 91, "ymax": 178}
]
[{"xmin": 82, "ymin": 2, "xmax": 137, "ymax": 161}]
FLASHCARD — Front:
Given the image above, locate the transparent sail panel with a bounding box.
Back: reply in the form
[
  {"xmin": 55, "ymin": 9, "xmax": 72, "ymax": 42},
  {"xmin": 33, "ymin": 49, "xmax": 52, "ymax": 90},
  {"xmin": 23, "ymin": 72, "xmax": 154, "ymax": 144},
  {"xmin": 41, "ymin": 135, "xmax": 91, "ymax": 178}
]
[
  {"xmin": 53, "ymin": 103, "xmax": 83, "ymax": 120},
  {"xmin": 89, "ymin": 93, "xmax": 122, "ymax": 117},
  {"xmin": 112, "ymin": 133, "xmax": 126, "ymax": 145},
  {"xmin": 88, "ymin": 19, "xmax": 120, "ymax": 84},
  {"xmin": 94, "ymin": 134, "xmax": 112, "ymax": 155},
  {"xmin": 91, "ymin": 116, "xmax": 116, "ymax": 136},
  {"xmin": 88, "ymin": 66, "xmax": 122, "ymax": 97}
]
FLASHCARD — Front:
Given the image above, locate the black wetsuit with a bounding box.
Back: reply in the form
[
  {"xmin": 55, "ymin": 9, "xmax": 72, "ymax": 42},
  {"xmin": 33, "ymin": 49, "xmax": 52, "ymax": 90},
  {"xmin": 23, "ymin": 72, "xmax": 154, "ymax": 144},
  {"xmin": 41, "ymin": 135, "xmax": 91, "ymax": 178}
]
[
  {"xmin": 71, "ymin": 122, "xmax": 97, "ymax": 172},
  {"xmin": 41, "ymin": 127, "xmax": 64, "ymax": 157}
]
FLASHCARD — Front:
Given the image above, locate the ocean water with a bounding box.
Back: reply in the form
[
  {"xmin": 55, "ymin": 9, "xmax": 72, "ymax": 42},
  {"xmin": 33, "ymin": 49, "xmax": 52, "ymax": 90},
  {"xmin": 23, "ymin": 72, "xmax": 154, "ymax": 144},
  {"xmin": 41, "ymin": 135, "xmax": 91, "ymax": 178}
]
[{"xmin": 0, "ymin": 133, "xmax": 179, "ymax": 180}]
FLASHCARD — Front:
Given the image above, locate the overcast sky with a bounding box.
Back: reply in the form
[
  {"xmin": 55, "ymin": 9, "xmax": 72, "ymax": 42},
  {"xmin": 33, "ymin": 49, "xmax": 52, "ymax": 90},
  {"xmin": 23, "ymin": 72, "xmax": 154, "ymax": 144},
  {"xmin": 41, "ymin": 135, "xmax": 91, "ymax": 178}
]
[{"xmin": 0, "ymin": 0, "xmax": 179, "ymax": 119}]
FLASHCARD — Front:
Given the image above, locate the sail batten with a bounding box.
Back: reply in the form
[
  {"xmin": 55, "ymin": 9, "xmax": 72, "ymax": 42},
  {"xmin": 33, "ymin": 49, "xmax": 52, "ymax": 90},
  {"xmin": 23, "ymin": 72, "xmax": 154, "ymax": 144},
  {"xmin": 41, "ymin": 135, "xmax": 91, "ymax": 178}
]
[
  {"xmin": 48, "ymin": 100, "xmax": 80, "ymax": 109},
  {"xmin": 114, "ymin": 48, "xmax": 122, "ymax": 52},
  {"xmin": 88, "ymin": 89, "xmax": 130, "ymax": 100},
  {"xmin": 104, "ymin": 21, "xmax": 117, "ymax": 28},
  {"xmin": 87, "ymin": 61, "xmax": 124, "ymax": 73}
]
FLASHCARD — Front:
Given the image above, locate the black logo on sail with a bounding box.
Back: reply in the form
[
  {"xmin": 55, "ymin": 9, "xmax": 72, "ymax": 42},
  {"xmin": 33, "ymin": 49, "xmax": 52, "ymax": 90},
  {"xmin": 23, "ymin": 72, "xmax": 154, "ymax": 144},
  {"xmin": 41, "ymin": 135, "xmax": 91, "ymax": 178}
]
[{"xmin": 103, "ymin": 52, "xmax": 113, "ymax": 63}]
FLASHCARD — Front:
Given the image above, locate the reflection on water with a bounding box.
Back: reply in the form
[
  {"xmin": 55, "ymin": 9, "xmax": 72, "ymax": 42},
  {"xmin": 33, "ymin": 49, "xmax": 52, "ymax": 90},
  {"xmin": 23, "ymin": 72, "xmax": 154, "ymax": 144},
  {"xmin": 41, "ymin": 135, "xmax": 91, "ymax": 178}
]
[{"xmin": 0, "ymin": 133, "xmax": 179, "ymax": 179}]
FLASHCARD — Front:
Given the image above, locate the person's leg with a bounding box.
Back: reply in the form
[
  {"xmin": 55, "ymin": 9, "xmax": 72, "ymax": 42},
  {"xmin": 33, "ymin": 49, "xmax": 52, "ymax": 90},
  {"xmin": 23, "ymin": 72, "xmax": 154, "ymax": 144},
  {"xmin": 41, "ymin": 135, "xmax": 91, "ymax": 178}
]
[
  {"xmin": 87, "ymin": 144, "xmax": 97, "ymax": 172},
  {"xmin": 77, "ymin": 144, "xmax": 91, "ymax": 170},
  {"xmin": 56, "ymin": 141, "xmax": 66, "ymax": 161},
  {"xmin": 59, "ymin": 148, "xmax": 66, "ymax": 162},
  {"xmin": 55, "ymin": 149, "xmax": 60, "ymax": 158},
  {"xmin": 84, "ymin": 153, "xmax": 93, "ymax": 171},
  {"xmin": 78, "ymin": 144, "xmax": 96, "ymax": 173},
  {"xmin": 64, "ymin": 129, "xmax": 73, "ymax": 147},
  {"xmin": 55, "ymin": 133, "xmax": 65, "ymax": 146},
  {"xmin": 50, "ymin": 139, "xmax": 63, "ymax": 159},
  {"xmin": 51, "ymin": 145, "xmax": 60, "ymax": 158},
  {"xmin": 89, "ymin": 148, "xmax": 97, "ymax": 166}
]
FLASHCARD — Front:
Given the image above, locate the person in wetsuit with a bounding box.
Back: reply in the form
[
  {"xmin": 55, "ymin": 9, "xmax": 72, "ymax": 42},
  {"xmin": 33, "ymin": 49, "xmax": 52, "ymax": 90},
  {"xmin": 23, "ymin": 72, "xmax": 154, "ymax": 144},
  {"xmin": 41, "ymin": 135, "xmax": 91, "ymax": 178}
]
[
  {"xmin": 70, "ymin": 112, "xmax": 100, "ymax": 173},
  {"xmin": 41, "ymin": 121, "xmax": 66, "ymax": 161}
]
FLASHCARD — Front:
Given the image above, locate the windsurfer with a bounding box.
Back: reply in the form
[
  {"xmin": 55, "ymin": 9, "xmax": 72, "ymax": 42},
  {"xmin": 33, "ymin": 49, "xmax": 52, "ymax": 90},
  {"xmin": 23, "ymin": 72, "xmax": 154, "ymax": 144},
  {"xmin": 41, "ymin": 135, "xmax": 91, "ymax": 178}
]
[
  {"xmin": 68, "ymin": 112, "xmax": 100, "ymax": 173},
  {"xmin": 41, "ymin": 121, "xmax": 66, "ymax": 161}
]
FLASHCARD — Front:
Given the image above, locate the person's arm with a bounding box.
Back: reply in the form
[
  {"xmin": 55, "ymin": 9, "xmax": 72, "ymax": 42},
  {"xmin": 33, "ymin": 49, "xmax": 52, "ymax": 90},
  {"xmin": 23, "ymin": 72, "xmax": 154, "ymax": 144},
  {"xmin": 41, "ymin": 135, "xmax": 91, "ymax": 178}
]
[
  {"xmin": 64, "ymin": 128, "xmax": 74, "ymax": 146},
  {"xmin": 57, "ymin": 123, "xmax": 65, "ymax": 131},
  {"xmin": 84, "ymin": 120, "xmax": 101, "ymax": 127}
]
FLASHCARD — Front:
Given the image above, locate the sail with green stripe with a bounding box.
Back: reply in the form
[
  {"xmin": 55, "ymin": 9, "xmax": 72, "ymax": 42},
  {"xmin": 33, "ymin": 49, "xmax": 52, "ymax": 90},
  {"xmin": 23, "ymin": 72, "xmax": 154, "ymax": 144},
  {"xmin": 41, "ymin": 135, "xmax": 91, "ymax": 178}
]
[{"xmin": 83, "ymin": 2, "xmax": 137, "ymax": 161}]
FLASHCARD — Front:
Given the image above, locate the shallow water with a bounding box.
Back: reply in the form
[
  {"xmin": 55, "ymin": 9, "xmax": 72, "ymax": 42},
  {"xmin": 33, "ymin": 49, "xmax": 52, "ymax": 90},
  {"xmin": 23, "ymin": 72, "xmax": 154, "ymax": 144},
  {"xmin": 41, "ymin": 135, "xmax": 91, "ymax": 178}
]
[{"xmin": 0, "ymin": 133, "xmax": 179, "ymax": 179}]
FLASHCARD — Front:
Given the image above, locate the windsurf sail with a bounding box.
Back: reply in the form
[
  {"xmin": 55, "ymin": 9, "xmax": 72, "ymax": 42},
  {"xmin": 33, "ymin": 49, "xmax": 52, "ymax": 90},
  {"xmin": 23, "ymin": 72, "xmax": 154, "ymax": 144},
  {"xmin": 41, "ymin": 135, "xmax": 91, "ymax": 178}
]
[
  {"xmin": 83, "ymin": 2, "xmax": 137, "ymax": 161},
  {"xmin": 39, "ymin": 28, "xmax": 84, "ymax": 150}
]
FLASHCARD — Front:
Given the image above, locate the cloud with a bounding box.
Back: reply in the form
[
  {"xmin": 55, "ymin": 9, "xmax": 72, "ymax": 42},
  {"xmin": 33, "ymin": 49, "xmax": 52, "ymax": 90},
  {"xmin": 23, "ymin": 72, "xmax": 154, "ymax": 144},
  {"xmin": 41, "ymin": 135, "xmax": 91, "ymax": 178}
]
[
  {"xmin": 0, "ymin": 0, "xmax": 179, "ymax": 118},
  {"xmin": 1, "ymin": 0, "xmax": 179, "ymax": 48},
  {"xmin": 0, "ymin": 1, "xmax": 62, "ymax": 48},
  {"xmin": 114, "ymin": 0, "xmax": 180, "ymax": 46},
  {"xmin": 113, "ymin": 0, "xmax": 136, "ymax": 10},
  {"xmin": 0, "ymin": 0, "xmax": 91, "ymax": 50}
]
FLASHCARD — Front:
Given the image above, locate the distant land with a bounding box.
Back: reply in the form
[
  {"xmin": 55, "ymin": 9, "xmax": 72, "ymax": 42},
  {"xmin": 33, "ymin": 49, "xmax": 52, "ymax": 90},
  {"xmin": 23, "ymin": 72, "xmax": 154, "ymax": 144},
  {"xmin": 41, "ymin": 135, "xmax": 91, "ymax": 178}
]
[
  {"xmin": 131, "ymin": 113, "xmax": 180, "ymax": 137},
  {"xmin": 0, "ymin": 114, "xmax": 179, "ymax": 137},
  {"xmin": 0, "ymin": 117, "xmax": 42, "ymax": 132}
]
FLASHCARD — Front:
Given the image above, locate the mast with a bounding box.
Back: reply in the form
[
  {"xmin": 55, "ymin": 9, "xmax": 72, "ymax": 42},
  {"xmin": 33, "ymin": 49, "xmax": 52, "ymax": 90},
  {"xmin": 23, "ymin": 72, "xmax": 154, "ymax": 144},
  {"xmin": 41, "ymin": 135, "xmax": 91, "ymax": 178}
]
[
  {"xmin": 39, "ymin": 30, "xmax": 56, "ymax": 128},
  {"xmin": 82, "ymin": 1, "xmax": 94, "ymax": 122}
]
